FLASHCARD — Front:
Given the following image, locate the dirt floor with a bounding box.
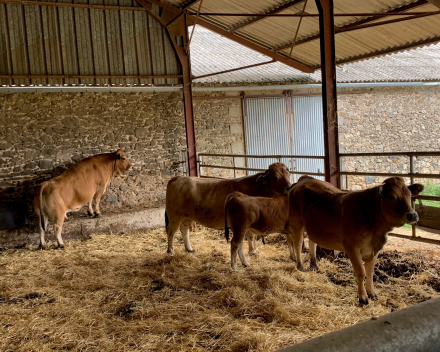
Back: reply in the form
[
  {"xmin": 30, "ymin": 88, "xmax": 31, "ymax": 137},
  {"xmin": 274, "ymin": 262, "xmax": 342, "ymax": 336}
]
[{"xmin": 0, "ymin": 226, "xmax": 439, "ymax": 352}]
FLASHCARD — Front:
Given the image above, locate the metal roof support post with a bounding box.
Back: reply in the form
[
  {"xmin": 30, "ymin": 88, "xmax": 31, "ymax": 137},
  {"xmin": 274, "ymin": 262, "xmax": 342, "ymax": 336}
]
[
  {"xmin": 166, "ymin": 14, "xmax": 198, "ymax": 177},
  {"xmin": 316, "ymin": 0, "xmax": 339, "ymax": 187}
]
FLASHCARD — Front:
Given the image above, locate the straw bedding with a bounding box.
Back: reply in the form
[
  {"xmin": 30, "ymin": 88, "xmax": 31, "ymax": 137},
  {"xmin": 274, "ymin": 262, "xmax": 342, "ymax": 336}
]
[{"xmin": 0, "ymin": 226, "xmax": 439, "ymax": 352}]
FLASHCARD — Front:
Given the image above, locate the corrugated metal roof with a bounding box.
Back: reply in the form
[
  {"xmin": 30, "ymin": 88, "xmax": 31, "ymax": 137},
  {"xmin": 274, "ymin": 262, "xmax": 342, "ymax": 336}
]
[
  {"xmin": 167, "ymin": 0, "xmax": 440, "ymax": 71},
  {"xmin": 0, "ymin": 0, "xmax": 181, "ymax": 86},
  {"xmin": 190, "ymin": 26, "xmax": 440, "ymax": 84}
]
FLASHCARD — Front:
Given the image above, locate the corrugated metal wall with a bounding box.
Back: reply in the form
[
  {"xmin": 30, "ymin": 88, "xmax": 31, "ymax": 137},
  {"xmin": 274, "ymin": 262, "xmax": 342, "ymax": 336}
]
[
  {"xmin": 244, "ymin": 95, "xmax": 324, "ymax": 180},
  {"xmin": 244, "ymin": 97, "xmax": 294, "ymax": 176},
  {"xmin": 0, "ymin": 0, "xmax": 181, "ymax": 86},
  {"xmin": 292, "ymin": 96, "xmax": 325, "ymax": 180}
]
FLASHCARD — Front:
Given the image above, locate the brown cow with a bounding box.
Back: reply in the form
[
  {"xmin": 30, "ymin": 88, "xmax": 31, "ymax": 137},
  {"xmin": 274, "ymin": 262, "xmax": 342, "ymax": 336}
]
[
  {"xmin": 165, "ymin": 163, "xmax": 291, "ymax": 254},
  {"xmin": 288, "ymin": 176, "xmax": 423, "ymax": 305},
  {"xmin": 33, "ymin": 149, "xmax": 133, "ymax": 249},
  {"xmin": 224, "ymin": 191, "xmax": 299, "ymax": 269}
]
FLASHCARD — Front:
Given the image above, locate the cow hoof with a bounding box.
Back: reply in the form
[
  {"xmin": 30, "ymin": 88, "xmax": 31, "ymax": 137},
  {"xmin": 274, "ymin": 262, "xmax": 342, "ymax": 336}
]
[
  {"xmin": 310, "ymin": 264, "xmax": 319, "ymax": 271},
  {"xmin": 87, "ymin": 211, "xmax": 94, "ymax": 217},
  {"xmin": 39, "ymin": 245, "xmax": 46, "ymax": 250},
  {"xmin": 359, "ymin": 297, "xmax": 369, "ymax": 306},
  {"xmin": 94, "ymin": 213, "xmax": 101, "ymax": 218},
  {"xmin": 368, "ymin": 292, "xmax": 378, "ymax": 301},
  {"xmin": 297, "ymin": 263, "xmax": 304, "ymax": 271},
  {"xmin": 185, "ymin": 249, "xmax": 196, "ymax": 253},
  {"xmin": 166, "ymin": 249, "xmax": 173, "ymax": 254},
  {"xmin": 248, "ymin": 251, "xmax": 259, "ymax": 257}
]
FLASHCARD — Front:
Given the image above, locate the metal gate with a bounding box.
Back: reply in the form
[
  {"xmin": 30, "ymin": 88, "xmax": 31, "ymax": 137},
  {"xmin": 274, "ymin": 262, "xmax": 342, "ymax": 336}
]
[{"xmin": 243, "ymin": 94, "xmax": 324, "ymax": 180}]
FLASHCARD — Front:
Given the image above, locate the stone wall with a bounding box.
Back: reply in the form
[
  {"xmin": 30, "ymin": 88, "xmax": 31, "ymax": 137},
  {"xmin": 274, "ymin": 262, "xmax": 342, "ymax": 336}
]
[
  {"xmin": 193, "ymin": 92, "xmax": 246, "ymax": 178},
  {"xmin": 338, "ymin": 86, "xmax": 440, "ymax": 189},
  {"xmin": 0, "ymin": 91, "xmax": 245, "ymax": 230}
]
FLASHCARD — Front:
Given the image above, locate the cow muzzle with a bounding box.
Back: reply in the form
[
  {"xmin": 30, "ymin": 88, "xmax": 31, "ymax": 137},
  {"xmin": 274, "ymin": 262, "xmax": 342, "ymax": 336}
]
[{"xmin": 405, "ymin": 211, "xmax": 419, "ymax": 224}]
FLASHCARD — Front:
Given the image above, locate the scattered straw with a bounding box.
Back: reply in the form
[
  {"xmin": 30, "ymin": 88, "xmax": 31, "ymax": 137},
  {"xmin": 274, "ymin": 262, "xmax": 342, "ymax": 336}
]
[{"xmin": 0, "ymin": 226, "xmax": 439, "ymax": 351}]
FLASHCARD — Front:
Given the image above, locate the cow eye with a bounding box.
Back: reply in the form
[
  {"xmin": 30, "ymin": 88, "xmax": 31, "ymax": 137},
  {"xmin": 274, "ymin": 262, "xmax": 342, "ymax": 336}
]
[
  {"xmin": 122, "ymin": 157, "xmax": 126, "ymax": 161},
  {"xmin": 274, "ymin": 176, "xmax": 279, "ymax": 181},
  {"xmin": 388, "ymin": 195, "xmax": 396, "ymax": 201}
]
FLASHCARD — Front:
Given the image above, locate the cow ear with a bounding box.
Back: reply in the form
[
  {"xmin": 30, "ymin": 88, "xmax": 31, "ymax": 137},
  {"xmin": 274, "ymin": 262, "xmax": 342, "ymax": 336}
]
[
  {"xmin": 408, "ymin": 184, "xmax": 424, "ymax": 197},
  {"xmin": 378, "ymin": 184, "xmax": 387, "ymax": 198},
  {"xmin": 115, "ymin": 150, "xmax": 122, "ymax": 159}
]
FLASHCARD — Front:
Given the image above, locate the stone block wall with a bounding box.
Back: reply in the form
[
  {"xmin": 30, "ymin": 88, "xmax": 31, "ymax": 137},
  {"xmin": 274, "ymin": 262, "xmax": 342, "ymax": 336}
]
[
  {"xmin": 0, "ymin": 91, "xmax": 245, "ymax": 230},
  {"xmin": 338, "ymin": 86, "xmax": 440, "ymax": 189},
  {"xmin": 193, "ymin": 92, "xmax": 246, "ymax": 178}
]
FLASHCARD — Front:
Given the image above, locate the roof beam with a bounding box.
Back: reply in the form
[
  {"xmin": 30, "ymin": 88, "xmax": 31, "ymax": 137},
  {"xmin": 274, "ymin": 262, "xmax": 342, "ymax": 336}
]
[
  {"xmin": 0, "ymin": 0, "xmax": 147, "ymax": 11},
  {"xmin": 313, "ymin": 35, "xmax": 440, "ymax": 68},
  {"xmin": 178, "ymin": 0, "xmax": 200, "ymax": 10},
  {"xmin": 230, "ymin": 0, "xmax": 305, "ymax": 32},
  {"xmin": 192, "ymin": 59, "xmax": 275, "ymax": 79},
  {"xmin": 137, "ymin": 0, "xmax": 314, "ymax": 73},
  {"xmin": 274, "ymin": 0, "xmax": 431, "ymax": 51}
]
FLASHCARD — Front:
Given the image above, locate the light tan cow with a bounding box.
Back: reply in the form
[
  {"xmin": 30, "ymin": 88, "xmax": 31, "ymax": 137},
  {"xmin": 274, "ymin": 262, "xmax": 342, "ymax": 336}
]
[
  {"xmin": 224, "ymin": 191, "xmax": 298, "ymax": 269},
  {"xmin": 288, "ymin": 176, "xmax": 423, "ymax": 305},
  {"xmin": 33, "ymin": 149, "xmax": 132, "ymax": 249},
  {"xmin": 165, "ymin": 163, "xmax": 291, "ymax": 254}
]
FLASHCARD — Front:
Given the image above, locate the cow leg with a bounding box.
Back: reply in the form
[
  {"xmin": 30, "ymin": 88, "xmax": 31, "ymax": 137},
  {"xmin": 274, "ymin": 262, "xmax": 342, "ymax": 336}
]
[
  {"xmin": 286, "ymin": 234, "xmax": 295, "ymax": 261},
  {"xmin": 346, "ymin": 248, "xmax": 368, "ymax": 305},
  {"xmin": 247, "ymin": 231, "xmax": 259, "ymax": 256},
  {"xmin": 38, "ymin": 213, "xmax": 48, "ymax": 250},
  {"xmin": 180, "ymin": 223, "xmax": 195, "ymax": 253},
  {"xmin": 87, "ymin": 200, "xmax": 94, "ymax": 217},
  {"xmin": 238, "ymin": 242, "xmax": 249, "ymax": 267},
  {"xmin": 93, "ymin": 191, "xmax": 104, "ymax": 218},
  {"xmin": 53, "ymin": 217, "xmax": 65, "ymax": 249},
  {"xmin": 230, "ymin": 227, "xmax": 248, "ymax": 269},
  {"xmin": 365, "ymin": 253, "xmax": 379, "ymax": 300},
  {"xmin": 309, "ymin": 240, "xmax": 319, "ymax": 271},
  {"xmin": 166, "ymin": 219, "xmax": 181, "ymax": 254}
]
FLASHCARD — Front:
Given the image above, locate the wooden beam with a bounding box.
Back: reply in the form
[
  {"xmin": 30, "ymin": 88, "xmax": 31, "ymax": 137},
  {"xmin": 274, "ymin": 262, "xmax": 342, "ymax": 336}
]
[
  {"xmin": 274, "ymin": 0, "xmax": 430, "ymax": 51},
  {"xmin": 138, "ymin": 0, "xmax": 314, "ymax": 73},
  {"xmin": 178, "ymin": 0, "xmax": 200, "ymax": 10},
  {"xmin": 0, "ymin": 74, "xmax": 182, "ymax": 79},
  {"xmin": 316, "ymin": 0, "xmax": 339, "ymax": 187},
  {"xmin": 230, "ymin": 0, "xmax": 305, "ymax": 32},
  {"xmin": 187, "ymin": 11, "xmax": 439, "ymax": 17}
]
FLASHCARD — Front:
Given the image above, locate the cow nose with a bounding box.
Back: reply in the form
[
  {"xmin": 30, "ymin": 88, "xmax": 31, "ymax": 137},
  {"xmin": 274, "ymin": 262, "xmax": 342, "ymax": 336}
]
[
  {"xmin": 406, "ymin": 212, "xmax": 419, "ymax": 224},
  {"xmin": 284, "ymin": 186, "xmax": 290, "ymax": 195}
]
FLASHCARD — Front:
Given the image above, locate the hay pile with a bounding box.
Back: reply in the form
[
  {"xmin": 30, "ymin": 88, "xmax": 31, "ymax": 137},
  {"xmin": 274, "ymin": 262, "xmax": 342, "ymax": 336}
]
[{"xmin": 0, "ymin": 227, "xmax": 439, "ymax": 352}]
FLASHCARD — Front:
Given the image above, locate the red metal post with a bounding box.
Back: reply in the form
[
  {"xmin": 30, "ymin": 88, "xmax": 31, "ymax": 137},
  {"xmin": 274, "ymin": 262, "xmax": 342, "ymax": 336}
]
[
  {"xmin": 166, "ymin": 14, "xmax": 198, "ymax": 176},
  {"xmin": 316, "ymin": 0, "xmax": 339, "ymax": 187}
]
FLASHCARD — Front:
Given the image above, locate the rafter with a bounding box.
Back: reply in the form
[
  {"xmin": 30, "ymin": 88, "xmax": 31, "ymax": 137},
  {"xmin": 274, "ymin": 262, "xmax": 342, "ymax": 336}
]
[
  {"xmin": 178, "ymin": 0, "xmax": 200, "ymax": 10},
  {"xmin": 274, "ymin": 0, "xmax": 431, "ymax": 51},
  {"xmin": 136, "ymin": 0, "xmax": 314, "ymax": 73},
  {"xmin": 230, "ymin": 0, "xmax": 305, "ymax": 32},
  {"xmin": 192, "ymin": 60, "xmax": 275, "ymax": 80}
]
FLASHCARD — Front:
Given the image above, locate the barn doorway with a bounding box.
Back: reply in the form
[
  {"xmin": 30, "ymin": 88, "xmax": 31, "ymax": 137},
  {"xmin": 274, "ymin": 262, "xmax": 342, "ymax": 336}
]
[{"xmin": 243, "ymin": 94, "xmax": 325, "ymax": 181}]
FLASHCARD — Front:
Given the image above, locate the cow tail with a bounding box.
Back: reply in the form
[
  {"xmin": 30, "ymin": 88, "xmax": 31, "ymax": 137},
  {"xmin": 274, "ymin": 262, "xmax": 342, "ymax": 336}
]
[
  {"xmin": 165, "ymin": 211, "xmax": 169, "ymax": 231},
  {"xmin": 38, "ymin": 182, "xmax": 48, "ymax": 231},
  {"xmin": 224, "ymin": 194, "xmax": 235, "ymax": 243}
]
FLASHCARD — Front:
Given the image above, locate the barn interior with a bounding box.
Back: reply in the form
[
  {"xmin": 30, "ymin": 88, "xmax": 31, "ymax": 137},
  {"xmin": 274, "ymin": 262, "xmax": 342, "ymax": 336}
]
[{"xmin": 1, "ymin": 0, "xmax": 440, "ymax": 350}]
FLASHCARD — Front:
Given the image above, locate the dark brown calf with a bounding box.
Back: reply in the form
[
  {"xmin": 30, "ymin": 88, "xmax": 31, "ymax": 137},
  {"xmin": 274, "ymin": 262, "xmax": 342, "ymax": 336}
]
[
  {"xmin": 33, "ymin": 149, "xmax": 132, "ymax": 249},
  {"xmin": 288, "ymin": 176, "xmax": 423, "ymax": 305}
]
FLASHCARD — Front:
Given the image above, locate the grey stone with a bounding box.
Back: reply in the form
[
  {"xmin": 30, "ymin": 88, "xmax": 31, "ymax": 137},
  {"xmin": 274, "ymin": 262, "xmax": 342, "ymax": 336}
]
[
  {"xmin": 39, "ymin": 160, "xmax": 53, "ymax": 170},
  {"xmin": 24, "ymin": 161, "xmax": 37, "ymax": 169},
  {"xmin": 389, "ymin": 112, "xmax": 394, "ymax": 118},
  {"xmin": 135, "ymin": 128, "xmax": 147, "ymax": 138},
  {"xmin": 365, "ymin": 176, "xmax": 376, "ymax": 184},
  {"xmin": 106, "ymin": 194, "xmax": 118, "ymax": 203},
  {"xmin": 0, "ymin": 142, "xmax": 10, "ymax": 150},
  {"xmin": 156, "ymin": 192, "xmax": 166, "ymax": 200},
  {"xmin": 120, "ymin": 184, "xmax": 129, "ymax": 191}
]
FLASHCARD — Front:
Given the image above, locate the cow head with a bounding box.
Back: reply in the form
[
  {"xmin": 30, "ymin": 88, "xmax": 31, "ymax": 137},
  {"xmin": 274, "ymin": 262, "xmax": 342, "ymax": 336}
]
[
  {"xmin": 257, "ymin": 162, "xmax": 291, "ymax": 196},
  {"xmin": 114, "ymin": 149, "xmax": 133, "ymax": 175},
  {"xmin": 378, "ymin": 177, "xmax": 424, "ymax": 226}
]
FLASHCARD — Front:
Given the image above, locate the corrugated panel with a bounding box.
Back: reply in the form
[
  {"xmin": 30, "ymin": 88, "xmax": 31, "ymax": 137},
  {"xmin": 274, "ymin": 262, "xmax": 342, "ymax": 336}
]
[
  {"xmin": 0, "ymin": 4, "xmax": 13, "ymax": 86},
  {"xmin": 167, "ymin": 0, "xmax": 440, "ymax": 70},
  {"xmin": 292, "ymin": 96, "xmax": 325, "ymax": 180},
  {"xmin": 0, "ymin": 0, "xmax": 181, "ymax": 86},
  {"xmin": 244, "ymin": 97, "xmax": 293, "ymax": 176}
]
